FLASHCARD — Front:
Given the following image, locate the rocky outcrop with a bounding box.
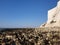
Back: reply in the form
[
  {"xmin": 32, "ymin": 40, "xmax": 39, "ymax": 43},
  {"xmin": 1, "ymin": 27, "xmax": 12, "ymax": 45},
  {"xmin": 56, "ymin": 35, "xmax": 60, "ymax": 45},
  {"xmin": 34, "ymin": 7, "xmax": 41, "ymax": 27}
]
[{"xmin": 41, "ymin": 0, "xmax": 60, "ymax": 27}]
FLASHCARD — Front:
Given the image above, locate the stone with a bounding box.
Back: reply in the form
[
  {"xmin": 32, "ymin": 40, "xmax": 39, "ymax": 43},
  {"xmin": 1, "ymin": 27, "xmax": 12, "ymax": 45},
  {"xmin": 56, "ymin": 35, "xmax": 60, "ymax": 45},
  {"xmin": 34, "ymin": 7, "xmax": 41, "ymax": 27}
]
[{"xmin": 40, "ymin": 0, "xmax": 60, "ymax": 27}]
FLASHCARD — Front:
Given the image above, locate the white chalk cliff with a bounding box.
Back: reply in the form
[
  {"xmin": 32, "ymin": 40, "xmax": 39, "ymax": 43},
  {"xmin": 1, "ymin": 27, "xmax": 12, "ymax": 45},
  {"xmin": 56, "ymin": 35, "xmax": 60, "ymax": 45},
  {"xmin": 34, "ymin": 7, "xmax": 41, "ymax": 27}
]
[{"xmin": 41, "ymin": 0, "xmax": 60, "ymax": 27}]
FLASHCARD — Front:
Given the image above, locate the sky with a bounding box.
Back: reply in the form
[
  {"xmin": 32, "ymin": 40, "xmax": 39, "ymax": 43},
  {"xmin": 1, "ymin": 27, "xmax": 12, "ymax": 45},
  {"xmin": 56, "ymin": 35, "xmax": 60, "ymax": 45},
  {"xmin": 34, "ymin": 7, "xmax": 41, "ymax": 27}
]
[{"xmin": 0, "ymin": 0, "xmax": 58, "ymax": 28}]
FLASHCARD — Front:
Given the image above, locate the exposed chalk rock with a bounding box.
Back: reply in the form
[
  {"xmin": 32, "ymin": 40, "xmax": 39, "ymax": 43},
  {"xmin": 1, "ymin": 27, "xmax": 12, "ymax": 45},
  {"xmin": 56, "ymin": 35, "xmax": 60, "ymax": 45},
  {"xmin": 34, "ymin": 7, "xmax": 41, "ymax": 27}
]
[{"xmin": 41, "ymin": 0, "xmax": 60, "ymax": 27}]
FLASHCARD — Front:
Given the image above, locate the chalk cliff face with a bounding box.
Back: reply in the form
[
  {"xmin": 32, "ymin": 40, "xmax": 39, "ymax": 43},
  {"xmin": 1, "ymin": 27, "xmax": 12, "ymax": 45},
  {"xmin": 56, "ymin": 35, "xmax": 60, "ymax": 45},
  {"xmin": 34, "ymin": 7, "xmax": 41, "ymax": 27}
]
[{"xmin": 41, "ymin": 1, "xmax": 60, "ymax": 27}]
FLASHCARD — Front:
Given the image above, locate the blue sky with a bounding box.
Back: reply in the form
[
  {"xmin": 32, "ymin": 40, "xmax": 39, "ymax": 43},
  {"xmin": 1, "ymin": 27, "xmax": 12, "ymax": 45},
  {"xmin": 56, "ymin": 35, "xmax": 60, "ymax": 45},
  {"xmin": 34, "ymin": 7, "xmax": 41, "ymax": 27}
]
[{"xmin": 0, "ymin": 0, "xmax": 58, "ymax": 28}]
